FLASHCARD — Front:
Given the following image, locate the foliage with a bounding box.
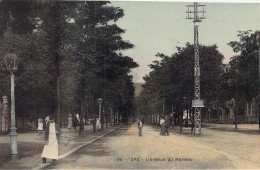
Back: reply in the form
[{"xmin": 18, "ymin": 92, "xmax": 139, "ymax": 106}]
[
  {"xmin": 0, "ymin": 1, "xmax": 138, "ymax": 129},
  {"xmin": 138, "ymin": 43, "xmax": 224, "ymax": 116},
  {"xmin": 228, "ymin": 30, "xmax": 259, "ymax": 101}
]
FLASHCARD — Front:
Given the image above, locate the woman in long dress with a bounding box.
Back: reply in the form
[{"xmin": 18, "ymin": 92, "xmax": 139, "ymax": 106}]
[
  {"xmin": 37, "ymin": 118, "xmax": 43, "ymax": 131},
  {"xmin": 41, "ymin": 119, "xmax": 61, "ymax": 164},
  {"xmin": 67, "ymin": 114, "xmax": 73, "ymax": 130}
]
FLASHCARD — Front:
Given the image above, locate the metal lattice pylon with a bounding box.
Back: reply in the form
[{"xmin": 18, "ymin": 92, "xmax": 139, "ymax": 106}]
[
  {"xmin": 194, "ymin": 25, "xmax": 201, "ymax": 135},
  {"xmin": 186, "ymin": 2, "xmax": 206, "ymax": 135}
]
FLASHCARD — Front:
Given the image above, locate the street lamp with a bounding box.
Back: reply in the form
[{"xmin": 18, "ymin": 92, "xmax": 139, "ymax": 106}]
[
  {"xmin": 4, "ymin": 53, "xmax": 19, "ymax": 159},
  {"xmin": 256, "ymin": 31, "xmax": 260, "ymax": 133}
]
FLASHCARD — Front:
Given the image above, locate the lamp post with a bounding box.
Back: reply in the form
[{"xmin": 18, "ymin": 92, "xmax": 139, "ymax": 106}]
[
  {"xmin": 256, "ymin": 31, "xmax": 260, "ymax": 133},
  {"xmin": 4, "ymin": 53, "xmax": 19, "ymax": 159},
  {"xmin": 98, "ymin": 98, "xmax": 102, "ymax": 126}
]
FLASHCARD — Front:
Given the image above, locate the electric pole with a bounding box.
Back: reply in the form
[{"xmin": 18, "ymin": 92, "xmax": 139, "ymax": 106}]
[{"xmin": 186, "ymin": 2, "xmax": 206, "ymax": 135}]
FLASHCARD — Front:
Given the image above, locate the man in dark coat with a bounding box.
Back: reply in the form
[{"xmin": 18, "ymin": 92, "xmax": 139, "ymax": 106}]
[
  {"xmin": 137, "ymin": 118, "xmax": 143, "ymax": 136},
  {"xmin": 72, "ymin": 115, "xmax": 78, "ymax": 130},
  {"xmin": 160, "ymin": 117, "xmax": 165, "ymax": 135}
]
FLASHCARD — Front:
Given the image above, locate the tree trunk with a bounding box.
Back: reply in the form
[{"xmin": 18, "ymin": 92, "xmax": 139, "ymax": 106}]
[
  {"xmin": 180, "ymin": 111, "xmax": 183, "ymax": 133},
  {"xmin": 79, "ymin": 82, "xmax": 85, "ymax": 136},
  {"xmin": 163, "ymin": 98, "xmax": 165, "ymax": 116},
  {"xmin": 191, "ymin": 110, "xmax": 194, "ymax": 134},
  {"xmin": 114, "ymin": 108, "xmax": 116, "ymax": 126},
  {"xmin": 54, "ymin": 44, "xmax": 61, "ymax": 127},
  {"xmin": 172, "ymin": 113, "xmax": 174, "ymax": 130},
  {"xmin": 258, "ymin": 100, "xmax": 260, "ymax": 133},
  {"xmin": 110, "ymin": 107, "xmax": 113, "ymax": 126},
  {"xmin": 56, "ymin": 75, "xmax": 61, "ymax": 126},
  {"xmin": 209, "ymin": 108, "xmax": 211, "ymax": 124},
  {"xmin": 93, "ymin": 116, "xmax": 96, "ymax": 133},
  {"xmin": 101, "ymin": 107, "xmax": 104, "ymax": 130},
  {"xmin": 106, "ymin": 113, "xmax": 108, "ymax": 128},
  {"xmin": 117, "ymin": 111, "xmax": 119, "ymax": 125}
]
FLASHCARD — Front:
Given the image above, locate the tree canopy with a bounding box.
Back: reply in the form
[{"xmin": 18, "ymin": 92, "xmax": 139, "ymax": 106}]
[
  {"xmin": 0, "ymin": 1, "xmax": 138, "ymax": 130},
  {"xmin": 137, "ymin": 43, "xmax": 224, "ymax": 117}
]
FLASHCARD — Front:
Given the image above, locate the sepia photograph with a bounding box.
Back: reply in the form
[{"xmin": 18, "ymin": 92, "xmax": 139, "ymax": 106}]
[{"xmin": 0, "ymin": 0, "xmax": 260, "ymax": 169}]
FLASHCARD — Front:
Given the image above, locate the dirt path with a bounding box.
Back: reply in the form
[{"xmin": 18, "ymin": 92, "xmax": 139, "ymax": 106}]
[{"xmin": 48, "ymin": 123, "xmax": 260, "ymax": 169}]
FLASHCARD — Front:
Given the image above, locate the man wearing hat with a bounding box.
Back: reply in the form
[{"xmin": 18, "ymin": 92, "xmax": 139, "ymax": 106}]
[{"xmin": 137, "ymin": 118, "xmax": 143, "ymax": 136}]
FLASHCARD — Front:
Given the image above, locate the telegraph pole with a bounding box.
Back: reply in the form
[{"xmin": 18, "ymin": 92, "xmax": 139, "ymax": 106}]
[{"xmin": 186, "ymin": 2, "xmax": 206, "ymax": 135}]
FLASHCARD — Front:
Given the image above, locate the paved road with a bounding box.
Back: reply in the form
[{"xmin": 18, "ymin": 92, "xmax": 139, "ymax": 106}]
[{"xmin": 48, "ymin": 123, "xmax": 260, "ymax": 169}]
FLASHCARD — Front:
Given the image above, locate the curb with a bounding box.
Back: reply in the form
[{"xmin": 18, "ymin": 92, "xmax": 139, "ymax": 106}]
[{"xmin": 32, "ymin": 125, "xmax": 123, "ymax": 170}]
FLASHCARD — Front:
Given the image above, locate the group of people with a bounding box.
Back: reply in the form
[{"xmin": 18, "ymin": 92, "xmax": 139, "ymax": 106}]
[
  {"xmin": 136, "ymin": 116, "xmax": 171, "ymax": 137},
  {"xmin": 67, "ymin": 113, "xmax": 81, "ymax": 130},
  {"xmin": 36, "ymin": 113, "xmax": 81, "ymax": 132}
]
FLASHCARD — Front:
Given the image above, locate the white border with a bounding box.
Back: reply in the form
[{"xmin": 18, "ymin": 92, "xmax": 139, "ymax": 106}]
[{"xmin": 108, "ymin": 0, "xmax": 260, "ymax": 2}]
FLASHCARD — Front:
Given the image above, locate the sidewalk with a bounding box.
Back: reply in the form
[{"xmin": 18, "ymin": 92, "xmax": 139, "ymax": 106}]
[
  {"xmin": 0, "ymin": 124, "xmax": 122, "ymax": 169},
  {"xmin": 203, "ymin": 123, "xmax": 260, "ymax": 135}
]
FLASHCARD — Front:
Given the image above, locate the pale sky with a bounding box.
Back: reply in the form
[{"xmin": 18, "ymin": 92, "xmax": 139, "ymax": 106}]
[{"xmin": 111, "ymin": 1, "xmax": 260, "ymax": 83}]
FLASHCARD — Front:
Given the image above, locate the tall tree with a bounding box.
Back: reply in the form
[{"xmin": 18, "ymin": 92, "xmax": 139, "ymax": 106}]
[
  {"xmin": 228, "ymin": 30, "xmax": 259, "ymax": 100},
  {"xmin": 228, "ymin": 30, "xmax": 260, "ymax": 130},
  {"xmin": 0, "ymin": 1, "xmax": 138, "ymax": 132},
  {"xmin": 37, "ymin": 2, "xmax": 78, "ymax": 125},
  {"xmin": 62, "ymin": 1, "xmax": 137, "ymax": 134},
  {"xmin": 138, "ymin": 43, "xmax": 224, "ymax": 120}
]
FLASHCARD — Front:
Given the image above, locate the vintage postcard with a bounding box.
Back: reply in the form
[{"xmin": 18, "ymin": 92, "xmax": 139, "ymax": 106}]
[{"xmin": 0, "ymin": 0, "xmax": 260, "ymax": 169}]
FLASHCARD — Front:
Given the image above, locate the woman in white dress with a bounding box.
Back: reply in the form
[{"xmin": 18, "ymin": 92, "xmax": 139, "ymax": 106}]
[
  {"xmin": 37, "ymin": 119, "xmax": 43, "ymax": 131},
  {"xmin": 41, "ymin": 118, "xmax": 61, "ymax": 164},
  {"xmin": 67, "ymin": 114, "xmax": 73, "ymax": 130}
]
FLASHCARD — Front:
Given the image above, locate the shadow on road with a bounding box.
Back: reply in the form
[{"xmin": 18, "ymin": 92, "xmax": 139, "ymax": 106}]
[
  {"xmin": 76, "ymin": 139, "xmax": 111, "ymax": 157},
  {"xmin": 203, "ymin": 126, "xmax": 260, "ymax": 136},
  {"xmin": 0, "ymin": 142, "xmax": 42, "ymax": 168}
]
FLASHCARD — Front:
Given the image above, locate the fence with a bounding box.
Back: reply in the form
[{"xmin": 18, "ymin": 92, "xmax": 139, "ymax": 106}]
[{"xmin": 0, "ymin": 116, "xmax": 32, "ymax": 132}]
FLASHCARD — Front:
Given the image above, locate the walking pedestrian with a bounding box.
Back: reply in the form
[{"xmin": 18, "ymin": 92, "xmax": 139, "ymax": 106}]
[
  {"xmin": 45, "ymin": 114, "xmax": 49, "ymax": 127},
  {"xmin": 41, "ymin": 115, "xmax": 62, "ymax": 164},
  {"xmin": 67, "ymin": 114, "xmax": 73, "ymax": 130},
  {"xmin": 73, "ymin": 114, "xmax": 78, "ymax": 130},
  {"xmin": 160, "ymin": 117, "xmax": 165, "ymax": 135},
  {"xmin": 137, "ymin": 118, "xmax": 143, "ymax": 136},
  {"xmin": 37, "ymin": 118, "xmax": 43, "ymax": 132},
  {"xmin": 76, "ymin": 113, "xmax": 80, "ymax": 122}
]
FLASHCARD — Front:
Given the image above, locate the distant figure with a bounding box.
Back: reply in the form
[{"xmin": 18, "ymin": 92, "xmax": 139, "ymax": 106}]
[
  {"xmin": 27, "ymin": 119, "xmax": 35, "ymax": 130},
  {"xmin": 165, "ymin": 116, "xmax": 170, "ymax": 136},
  {"xmin": 96, "ymin": 118, "xmax": 101, "ymax": 130},
  {"xmin": 67, "ymin": 114, "xmax": 73, "ymax": 130},
  {"xmin": 45, "ymin": 115, "xmax": 50, "ymax": 127},
  {"xmin": 73, "ymin": 115, "xmax": 78, "ymax": 130},
  {"xmin": 160, "ymin": 117, "xmax": 165, "ymax": 135},
  {"xmin": 160, "ymin": 117, "xmax": 165, "ymax": 126},
  {"xmin": 137, "ymin": 118, "xmax": 143, "ymax": 136},
  {"xmin": 41, "ymin": 116, "xmax": 62, "ymax": 164},
  {"xmin": 93, "ymin": 117, "xmax": 96, "ymax": 132},
  {"xmin": 76, "ymin": 113, "xmax": 80, "ymax": 122},
  {"xmin": 37, "ymin": 118, "xmax": 43, "ymax": 131}
]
